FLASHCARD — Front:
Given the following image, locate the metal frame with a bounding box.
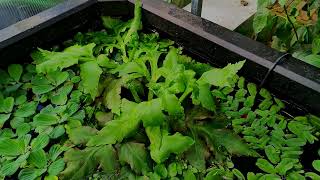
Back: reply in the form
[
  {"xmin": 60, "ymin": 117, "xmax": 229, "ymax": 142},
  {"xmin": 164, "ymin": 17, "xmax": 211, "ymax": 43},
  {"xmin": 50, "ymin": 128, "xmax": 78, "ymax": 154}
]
[
  {"xmin": 191, "ymin": 0, "xmax": 203, "ymax": 16},
  {"xmin": 0, "ymin": 0, "xmax": 319, "ymax": 114}
]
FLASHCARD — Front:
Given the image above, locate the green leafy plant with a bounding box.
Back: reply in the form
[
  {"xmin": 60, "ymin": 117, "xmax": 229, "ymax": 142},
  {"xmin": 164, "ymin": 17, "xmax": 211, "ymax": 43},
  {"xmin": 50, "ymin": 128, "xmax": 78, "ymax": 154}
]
[
  {"xmin": 0, "ymin": 0, "xmax": 319, "ymax": 179},
  {"xmin": 243, "ymin": 0, "xmax": 320, "ymax": 68}
]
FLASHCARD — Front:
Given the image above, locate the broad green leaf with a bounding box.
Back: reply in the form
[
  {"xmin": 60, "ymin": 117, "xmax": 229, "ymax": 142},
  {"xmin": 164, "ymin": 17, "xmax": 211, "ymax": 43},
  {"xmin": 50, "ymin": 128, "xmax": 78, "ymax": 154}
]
[
  {"xmin": 32, "ymin": 84, "xmax": 55, "ymax": 95},
  {"xmin": 265, "ymin": 145, "xmax": 280, "ymax": 164},
  {"xmin": 275, "ymin": 158, "xmax": 298, "ymax": 175},
  {"xmin": 61, "ymin": 145, "xmax": 117, "ymax": 180},
  {"xmin": 313, "ymin": 160, "xmax": 320, "ymax": 172},
  {"xmin": 0, "ymin": 97, "xmax": 14, "ymax": 113},
  {"xmin": 0, "ymin": 69, "xmax": 11, "ymax": 84},
  {"xmin": 278, "ymin": 0, "xmax": 286, "ymax": 7},
  {"xmin": 10, "ymin": 117, "xmax": 24, "ymax": 129},
  {"xmin": 103, "ymin": 78, "xmax": 123, "ymax": 115},
  {"xmin": 67, "ymin": 126, "xmax": 97, "ymax": 145},
  {"xmin": 47, "ymin": 71, "xmax": 69, "ymax": 86},
  {"xmin": 31, "ymin": 134, "xmax": 50, "ymax": 151},
  {"xmin": 196, "ymin": 126, "xmax": 257, "ymax": 156},
  {"xmin": 301, "ymin": 54, "xmax": 320, "ymax": 68},
  {"xmin": 256, "ymin": 158, "xmax": 276, "ymax": 174},
  {"xmin": 102, "ymin": 16, "xmax": 124, "ymax": 30},
  {"xmin": 35, "ymin": 43, "xmax": 95, "ymax": 74},
  {"xmin": 232, "ymin": 169, "xmax": 245, "ymax": 180},
  {"xmin": 168, "ymin": 163, "xmax": 177, "ymax": 177},
  {"xmin": 87, "ymin": 100, "xmax": 140, "ymax": 146},
  {"xmin": 312, "ymin": 37, "xmax": 320, "ymax": 54},
  {"xmin": 28, "ymin": 149, "xmax": 47, "ymax": 168},
  {"xmin": 18, "ymin": 168, "xmax": 46, "ymax": 180},
  {"xmin": 16, "ymin": 123, "xmax": 31, "ymax": 136},
  {"xmin": 199, "ymin": 61, "xmax": 245, "ymax": 87},
  {"xmin": 51, "ymin": 83, "xmax": 73, "ymax": 105},
  {"xmin": 14, "ymin": 101, "xmax": 38, "ymax": 117},
  {"xmin": 0, "ymin": 153, "xmax": 29, "ymax": 176},
  {"xmin": 286, "ymin": 172, "xmax": 305, "ymax": 180},
  {"xmin": 139, "ymin": 99, "xmax": 165, "ymax": 127},
  {"xmin": 154, "ymin": 164, "xmax": 167, "ymax": 178},
  {"xmin": 48, "ymin": 158, "xmax": 65, "ymax": 176},
  {"xmin": 15, "ymin": 95, "xmax": 27, "ymax": 105},
  {"xmin": 146, "ymin": 127, "xmax": 194, "ymax": 163},
  {"xmin": 0, "ymin": 138, "xmax": 25, "ymax": 156},
  {"xmin": 79, "ymin": 61, "xmax": 102, "ymax": 100},
  {"xmin": 95, "ymin": 111, "xmax": 113, "ymax": 126},
  {"xmin": 49, "ymin": 125, "xmax": 65, "ymax": 139},
  {"xmin": 305, "ymin": 172, "xmax": 320, "ymax": 179},
  {"xmin": 119, "ymin": 142, "xmax": 151, "ymax": 175},
  {"xmin": 0, "ymin": 114, "xmax": 11, "ymax": 128},
  {"xmin": 33, "ymin": 113, "xmax": 59, "ymax": 126},
  {"xmin": 194, "ymin": 83, "xmax": 216, "ymax": 112},
  {"xmin": 161, "ymin": 93, "xmax": 184, "ymax": 120},
  {"xmin": 48, "ymin": 144, "xmax": 68, "ymax": 161},
  {"xmin": 183, "ymin": 170, "xmax": 196, "ymax": 180},
  {"xmin": 44, "ymin": 175, "xmax": 59, "ymax": 180},
  {"xmin": 8, "ymin": 64, "xmax": 23, "ymax": 82},
  {"xmin": 253, "ymin": 8, "xmax": 269, "ymax": 34},
  {"xmin": 185, "ymin": 137, "xmax": 207, "ymax": 171}
]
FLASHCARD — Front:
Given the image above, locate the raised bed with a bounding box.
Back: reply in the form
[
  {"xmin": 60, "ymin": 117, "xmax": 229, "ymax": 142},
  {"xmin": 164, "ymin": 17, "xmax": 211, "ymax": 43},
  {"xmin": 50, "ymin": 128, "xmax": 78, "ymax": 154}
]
[{"xmin": 0, "ymin": 0, "xmax": 320, "ymax": 179}]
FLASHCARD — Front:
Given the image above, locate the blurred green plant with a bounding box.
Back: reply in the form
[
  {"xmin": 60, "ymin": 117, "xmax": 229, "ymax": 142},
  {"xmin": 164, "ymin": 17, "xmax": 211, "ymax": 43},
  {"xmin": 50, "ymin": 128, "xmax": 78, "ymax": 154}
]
[{"xmin": 239, "ymin": 0, "xmax": 320, "ymax": 68}]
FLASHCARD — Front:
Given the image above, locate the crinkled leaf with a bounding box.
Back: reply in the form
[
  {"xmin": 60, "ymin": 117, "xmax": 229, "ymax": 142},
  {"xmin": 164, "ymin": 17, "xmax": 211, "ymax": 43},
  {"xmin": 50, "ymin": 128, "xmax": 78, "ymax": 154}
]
[
  {"xmin": 8, "ymin": 64, "xmax": 23, "ymax": 82},
  {"xmin": 79, "ymin": 61, "xmax": 102, "ymax": 100},
  {"xmin": 185, "ymin": 137, "xmax": 207, "ymax": 171},
  {"xmin": 14, "ymin": 101, "xmax": 38, "ymax": 117},
  {"xmin": 67, "ymin": 126, "xmax": 97, "ymax": 145},
  {"xmin": 253, "ymin": 8, "xmax": 269, "ymax": 34},
  {"xmin": 119, "ymin": 142, "xmax": 151, "ymax": 175},
  {"xmin": 103, "ymin": 79, "xmax": 122, "ymax": 115},
  {"xmin": 196, "ymin": 126, "xmax": 257, "ymax": 157},
  {"xmin": 139, "ymin": 99, "xmax": 165, "ymax": 127},
  {"xmin": 146, "ymin": 127, "xmax": 194, "ymax": 163},
  {"xmin": 87, "ymin": 99, "xmax": 140, "ymax": 146},
  {"xmin": 35, "ymin": 43, "xmax": 95, "ymax": 74},
  {"xmin": 161, "ymin": 93, "xmax": 184, "ymax": 120},
  {"xmin": 61, "ymin": 145, "xmax": 117, "ymax": 180},
  {"xmin": 198, "ymin": 61, "xmax": 245, "ymax": 87}
]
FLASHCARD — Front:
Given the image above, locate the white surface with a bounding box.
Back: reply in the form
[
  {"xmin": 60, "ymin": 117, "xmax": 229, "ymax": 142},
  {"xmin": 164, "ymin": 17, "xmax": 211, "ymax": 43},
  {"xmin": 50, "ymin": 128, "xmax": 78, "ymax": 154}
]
[{"xmin": 184, "ymin": 0, "xmax": 257, "ymax": 30}]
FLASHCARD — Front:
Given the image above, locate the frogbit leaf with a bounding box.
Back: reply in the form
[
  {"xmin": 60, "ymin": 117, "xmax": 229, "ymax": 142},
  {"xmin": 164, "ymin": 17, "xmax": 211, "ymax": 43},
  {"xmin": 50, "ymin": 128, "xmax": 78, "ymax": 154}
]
[{"xmin": 8, "ymin": 64, "xmax": 23, "ymax": 82}]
